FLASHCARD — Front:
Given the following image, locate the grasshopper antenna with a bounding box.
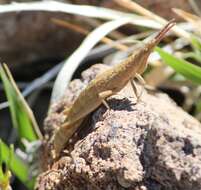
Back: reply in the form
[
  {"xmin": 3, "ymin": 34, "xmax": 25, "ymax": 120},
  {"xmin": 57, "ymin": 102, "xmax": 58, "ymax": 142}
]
[{"xmin": 154, "ymin": 19, "xmax": 176, "ymax": 43}]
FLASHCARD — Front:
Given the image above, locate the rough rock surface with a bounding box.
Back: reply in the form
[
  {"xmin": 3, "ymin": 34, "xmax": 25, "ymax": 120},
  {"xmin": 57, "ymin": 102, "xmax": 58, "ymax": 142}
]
[{"xmin": 37, "ymin": 64, "xmax": 201, "ymax": 190}]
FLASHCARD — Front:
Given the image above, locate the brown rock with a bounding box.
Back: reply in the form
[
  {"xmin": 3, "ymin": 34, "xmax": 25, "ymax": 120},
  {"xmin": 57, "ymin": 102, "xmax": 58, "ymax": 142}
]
[
  {"xmin": 0, "ymin": 11, "xmax": 84, "ymax": 71},
  {"xmin": 38, "ymin": 64, "xmax": 201, "ymax": 190}
]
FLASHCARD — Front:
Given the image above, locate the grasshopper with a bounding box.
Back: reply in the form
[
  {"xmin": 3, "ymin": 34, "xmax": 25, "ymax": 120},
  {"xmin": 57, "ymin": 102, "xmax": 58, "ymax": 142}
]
[{"xmin": 53, "ymin": 20, "xmax": 175, "ymax": 157}]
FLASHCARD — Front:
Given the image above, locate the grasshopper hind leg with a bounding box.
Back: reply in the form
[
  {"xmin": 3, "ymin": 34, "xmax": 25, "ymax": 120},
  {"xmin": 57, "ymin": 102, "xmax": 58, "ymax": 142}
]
[
  {"xmin": 99, "ymin": 90, "xmax": 113, "ymax": 109},
  {"xmin": 102, "ymin": 99, "xmax": 110, "ymax": 109}
]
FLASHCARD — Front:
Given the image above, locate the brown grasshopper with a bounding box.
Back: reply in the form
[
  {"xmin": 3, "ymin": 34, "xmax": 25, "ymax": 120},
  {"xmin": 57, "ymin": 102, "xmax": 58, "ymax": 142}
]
[{"xmin": 53, "ymin": 20, "xmax": 175, "ymax": 157}]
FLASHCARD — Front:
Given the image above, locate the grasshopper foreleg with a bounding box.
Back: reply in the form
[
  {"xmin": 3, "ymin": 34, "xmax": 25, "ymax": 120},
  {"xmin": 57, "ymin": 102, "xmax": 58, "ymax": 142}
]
[
  {"xmin": 136, "ymin": 73, "xmax": 146, "ymax": 86},
  {"xmin": 136, "ymin": 73, "xmax": 155, "ymax": 91},
  {"xmin": 130, "ymin": 79, "xmax": 140, "ymax": 100},
  {"xmin": 99, "ymin": 90, "xmax": 113, "ymax": 109},
  {"xmin": 130, "ymin": 74, "xmax": 146, "ymax": 101}
]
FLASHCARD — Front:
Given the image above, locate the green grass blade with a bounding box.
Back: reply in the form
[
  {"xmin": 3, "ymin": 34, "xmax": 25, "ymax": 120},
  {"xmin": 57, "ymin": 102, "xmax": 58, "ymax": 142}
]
[
  {"xmin": 0, "ymin": 143, "xmax": 12, "ymax": 190},
  {"xmin": 191, "ymin": 36, "xmax": 201, "ymax": 52},
  {"xmin": 182, "ymin": 52, "xmax": 201, "ymax": 63},
  {"xmin": 0, "ymin": 67, "xmax": 17, "ymax": 129},
  {"xmin": 0, "ymin": 140, "xmax": 34, "ymax": 189},
  {"xmin": 156, "ymin": 47, "xmax": 201, "ymax": 84},
  {"xmin": 0, "ymin": 140, "xmax": 4, "ymax": 182},
  {"xmin": 0, "ymin": 64, "xmax": 42, "ymax": 141}
]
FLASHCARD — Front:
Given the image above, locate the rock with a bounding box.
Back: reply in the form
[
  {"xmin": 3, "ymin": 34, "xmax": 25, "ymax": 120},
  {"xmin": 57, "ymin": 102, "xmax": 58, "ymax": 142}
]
[
  {"xmin": 0, "ymin": 11, "xmax": 83, "ymax": 72},
  {"xmin": 37, "ymin": 64, "xmax": 201, "ymax": 190}
]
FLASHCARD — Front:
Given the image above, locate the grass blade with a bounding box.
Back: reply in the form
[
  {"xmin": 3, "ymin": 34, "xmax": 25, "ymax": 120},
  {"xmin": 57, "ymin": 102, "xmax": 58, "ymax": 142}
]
[
  {"xmin": 113, "ymin": 0, "xmax": 191, "ymax": 40},
  {"xmin": 191, "ymin": 36, "xmax": 201, "ymax": 52},
  {"xmin": 0, "ymin": 1, "xmax": 161, "ymax": 29},
  {"xmin": 0, "ymin": 64, "xmax": 42, "ymax": 141},
  {"xmin": 0, "ymin": 140, "xmax": 34, "ymax": 189},
  {"xmin": 173, "ymin": 8, "xmax": 201, "ymax": 35},
  {"xmin": 0, "ymin": 142, "xmax": 11, "ymax": 190},
  {"xmin": 156, "ymin": 47, "xmax": 201, "ymax": 84}
]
